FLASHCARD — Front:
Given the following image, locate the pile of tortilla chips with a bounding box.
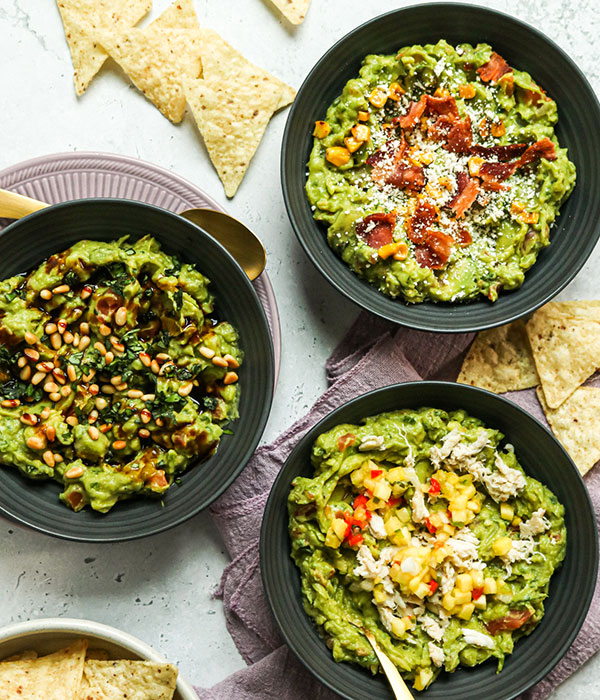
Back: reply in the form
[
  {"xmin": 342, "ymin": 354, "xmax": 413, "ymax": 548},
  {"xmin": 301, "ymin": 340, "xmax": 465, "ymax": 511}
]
[
  {"xmin": 0, "ymin": 639, "xmax": 178, "ymax": 699},
  {"xmin": 458, "ymin": 300, "xmax": 600, "ymax": 475},
  {"xmin": 56, "ymin": 0, "xmax": 295, "ymax": 197}
]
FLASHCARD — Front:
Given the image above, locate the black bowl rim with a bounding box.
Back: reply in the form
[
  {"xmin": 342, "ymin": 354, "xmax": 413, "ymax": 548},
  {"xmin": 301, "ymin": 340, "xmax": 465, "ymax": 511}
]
[
  {"xmin": 281, "ymin": 2, "xmax": 600, "ymax": 332},
  {"xmin": 0, "ymin": 198, "xmax": 275, "ymax": 541},
  {"xmin": 260, "ymin": 380, "xmax": 598, "ymax": 699}
]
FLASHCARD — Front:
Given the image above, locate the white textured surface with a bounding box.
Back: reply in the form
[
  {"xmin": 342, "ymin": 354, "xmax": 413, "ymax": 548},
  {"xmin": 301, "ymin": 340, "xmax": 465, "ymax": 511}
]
[{"xmin": 0, "ymin": 0, "xmax": 598, "ymax": 695}]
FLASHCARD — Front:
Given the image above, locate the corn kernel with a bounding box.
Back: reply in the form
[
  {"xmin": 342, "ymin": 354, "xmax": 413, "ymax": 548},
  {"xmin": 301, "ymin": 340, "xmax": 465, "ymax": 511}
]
[
  {"xmin": 457, "ymin": 602, "xmax": 475, "ymax": 620},
  {"xmin": 492, "ymin": 536, "xmax": 513, "ymax": 557},
  {"xmin": 313, "ymin": 120, "xmax": 331, "ymax": 138},
  {"xmin": 378, "ymin": 242, "xmax": 403, "ymax": 260},
  {"xmin": 325, "ymin": 147, "xmax": 351, "ymax": 167},
  {"xmin": 351, "ymin": 124, "xmax": 370, "ymax": 142},
  {"xmin": 344, "ymin": 136, "xmax": 363, "ymax": 153},
  {"xmin": 468, "ymin": 156, "xmax": 484, "ymax": 177},
  {"xmin": 500, "ymin": 503, "xmax": 514, "ymax": 520},
  {"xmin": 357, "ymin": 110, "xmax": 370, "ymax": 121},
  {"xmin": 387, "ymin": 82, "xmax": 405, "ymax": 101},
  {"xmin": 456, "ymin": 573, "xmax": 474, "ymax": 592},
  {"xmin": 458, "ymin": 83, "xmax": 476, "ymax": 99},
  {"xmin": 491, "ymin": 120, "xmax": 505, "ymax": 137},
  {"xmin": 369, "ymin": 88, "xmax": 388, "ymax": 109},
  {"xmin": 511, "ymin": 516, "xmax": 522, "ymax": 527},
  {"xmin": 393, "ymin": 243, "xmax": 409, "ymax": 261},
  {"xmin": 483, "ymin": 577, "xmax": 497, "ymax": 595}
]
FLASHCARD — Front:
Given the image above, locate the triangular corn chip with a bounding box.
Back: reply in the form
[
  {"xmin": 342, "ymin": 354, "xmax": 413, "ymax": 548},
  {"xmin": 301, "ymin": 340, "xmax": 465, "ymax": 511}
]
[
  {"xmin": 56, "ymin": 0, "xmax": 151, "ymax": 95},
  {"xmin": 97, "ymin": 26, "xmax": 203, "ymax": 122},
  {"xmin": 537, "ymin": 385, "xmax": 600, "ymax": 475},
  {"xmin": 148, "ymin": 0, "xmax": 199, "ymax": 30},
  {"xmin": 267, "ymin": 0, "xmax": 311, "ymax": 24},
  {"xmin": 79, "ymin": 659, "xmax": 178, "ymax": 700},
  {"xmin": 457, "ymin": 320, "xmax": 539, "ymax": 393},
  {"xmin": 526, "ymin": 300, "xmax": 600, "ymax": 408},
  {"xmin": 0, "ymin": 640, "xmax": 87, "ymax": 699}
]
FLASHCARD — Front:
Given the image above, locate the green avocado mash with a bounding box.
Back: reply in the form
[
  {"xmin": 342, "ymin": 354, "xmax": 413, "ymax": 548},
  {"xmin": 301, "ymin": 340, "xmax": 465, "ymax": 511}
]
[
  {"xmin": 306, "ymin": 40, "xmax": 576, "ymax": 303},
  {"xmin": 288, "ymin": 408, "xmax": 566, "ymax": 690},
  {"xmin": 0, "ymin": 236, "xmax": 242, "ymax": 512}
]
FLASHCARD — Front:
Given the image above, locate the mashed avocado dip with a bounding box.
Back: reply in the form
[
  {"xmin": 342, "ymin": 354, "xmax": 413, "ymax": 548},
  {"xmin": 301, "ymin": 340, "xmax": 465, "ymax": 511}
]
[
  {"xmin": 306, "ymin": 40, "xmax": 575, "ymax": 303},
  {"xmin": 288, "ymin": 408, "xmax": 566, "ymax": 689},
  {"xmin": 0, "ymin": 236, "xmax": 242, "ymax": 512}
]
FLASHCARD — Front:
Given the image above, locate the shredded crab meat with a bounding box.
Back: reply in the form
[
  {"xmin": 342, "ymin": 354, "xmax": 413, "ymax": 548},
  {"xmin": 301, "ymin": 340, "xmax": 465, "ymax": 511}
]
[
  {"xmin": 462, "ymin": 628, "xmax": 495, "ymax": 649},
  {"xmin": 519, "ymin": 508, "xmax": 550, "ymax": 538}
]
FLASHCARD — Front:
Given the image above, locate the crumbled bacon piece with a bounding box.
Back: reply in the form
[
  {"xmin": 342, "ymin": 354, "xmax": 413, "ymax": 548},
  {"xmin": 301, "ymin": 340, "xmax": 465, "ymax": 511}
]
[
  {"xmin": 386, "ymin": 164, "xmax": 426, "ymax": 191},
  {"xmin": 477, "ymin": 52, "xmax": 512, "ymax": 84},
  {"xmin": 425, "ymin": 230, "xmax": 453, "ymax": 261},
  {"xmin": 415, "ymin": 244, "xmax": 446, "ymax": 269},
  {"xmin": 356, "ymin": 212, "xmax": 397, "ymax": 249},
  {"xmin": 478, "ymin": 161, "xmax": 517, "ymax": 185},
  {"xmin": 455, "ymin": 228, "xmax": 472, "ymax": 247},
  {"xmin": 426, "ymin": 94, "xmax": 460, "ymax": 119},
  {"xmin": 407, "ymin": 201, "xmax": 438, "ymax": 244},
  {"xmin": 428, "ymin": 114, "xmax": 473, "ymax": 153},
  {"xmin": 515, "ymin": 137, "xmax": 557, "ymax": 167},
  {"xmin": 395, "ymin": 95, "xmax": 427, "ymax": 130},
  {"xmin": 366, "ymin": 139, "xmax": 402, "ymax": 167},
  {"xmin": 486, "ymin": 609, "xmax": 532, "ymax": 635},
  {"xmin": 469, "ymin": 143, "xmax": 528, "ymax": 161},
  {"xmin": 448, "ymin": 172, "xmax": 480, "ymax": 217}
]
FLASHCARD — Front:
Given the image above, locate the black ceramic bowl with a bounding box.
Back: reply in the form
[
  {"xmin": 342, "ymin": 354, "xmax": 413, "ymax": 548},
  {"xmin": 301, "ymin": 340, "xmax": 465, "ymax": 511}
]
[
  {"xmin": 0, "ymin": 199, "xmax": 274, "ymax": 541},
  {"xmin": 281, "ymin": 3, "xmax": 600, "ymax": 332},
  {"xmin": 261, "ymin": 382, "xmax": 597, "ymax": 699}
]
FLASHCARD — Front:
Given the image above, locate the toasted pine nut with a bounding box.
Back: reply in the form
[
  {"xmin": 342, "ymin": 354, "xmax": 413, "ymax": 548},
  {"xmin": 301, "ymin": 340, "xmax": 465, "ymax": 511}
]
[
  {"xmin": 24, "ymin": 348, "xmax": 40, "ymax": 362},
  {"xmin": 50, "ymin": 333, "xmax": 62, "ymax": 350},
  {"xmin": 1, "ymin": 398, "xmax": 20, "ymax": 408},
  {"xmin": 63, "ymin": 331, "xmax": 74, "ymax": 344},
  {"xmin": 24, "ymin": 331, "xmax": 37, "ymax": 345},
  {"xmin": 42, "ymin": 450, "xmax": 55, "ymax": 468},
  {"xmin": 67, "ymin": 365, "xmax": 77, "ymax": 382},
  {"xmin": 115, "ymin": 306, "xmax": 127, "ymax": 326},
  {"xmin": 199, "ymin": 346, "xmax": 215, "ymax": 359},
  {"xmin": 65, "ymin": 465, "xmax": 84, "ymax": 479},
  {"xmin": 72, "ymin": 333, "xmax": 80, "ymax": 347},
  {"xmin": 46, "ymin": 425, "xmax": 56, "ymax": 442},
  {"xmin": 101, "ymin": 385, "xmax": 115, "ymax": 395},
  {"xmin": 88, "ymin": 384, "xmax": 99, "ymax": 396},
  {"xmin": 104, "ymin": 351, "xmax": 114, "ymax": 364},
  {"xmin": 20, "ymin": 413, "xmax": 38, "ymax": 426},
  {"xmin": 66, "ymin": 415, "xmax": 78, "ymax": 427},
  {"xmin": 88, "ymin": 410, "xmax": 98, "ymax": 423},
  {"xmin": 110, "ymin": 375, "xmax": 122, "ymax": 386},
  {"xmin": 224, "ymin": 354, "xmax": 239, "ymax": 368},
  {"xmin": 81, "ymin": 285, "xmax": 92, "ymax": 300},
  {"xmin": 17, "ymin": 356, "xmax": 28, "ymax": 368},
  {"xmin": 45, "ymin": 322, "xmax": 57, "ymax": 335},
  {"xmin": 212, "ymin": 356, "xmax": 228, "ymax": 368},
  {"xmin": 36, "ymin": 362, "xmax": 53, "ymax": 373},
  {"xmin": 43, "ymin": 381, "xmax": 59, "ymax": 394},
  {"xmin": 57, "ymin": 319, "xmax": 67, "ymax": 334},
  {"xmin": 127, "ymin": 389, "xmax": 143, "ymax": 399},
  {"xmin": 52, "ymin": 284, "xmax": 70, "ymax": 295},
  {"xmin": 140, "ymin": 410, "xmax": 152, "ymax": 424},
  {"xmin": 178, "ymin": 382, "xmax": 193, "ymax": 397},
  {"xmin": 99, "ymin": 323, "xmax": 111, "ymax": 336},
  {"xmin": 79, "ymin": 321, "xmax": 90, "ymax": 335},
  {"xmin": 155, "ymin": 417, "xmax": 164, "ymax": 427},
  {"xmin": 19, "ymin": 366, "xmax": 31, "ymax": 381},
  {"xmin": 139, "ymin": 352, "xmax": 151, "ymax": 367},
  {"xmin": 79, "ymin": 335, "xmax": 91, "ymax": 351},
  {"xmin": 99, "ymin": 423, "xmax": 112, "ymax": 433},
  {"xmin": 116, "ymin": 383, "xmax": 128, "ymax": 391},
  {"xmin": 40, "ymin": 289, "xmax": 52, "ymax": 300},
  {"xmin": 60, "ymin": 385, "xmax": 71, "ymax": 397},
  {"xmin": 155, "ymin": 353, "xmax": 170, "ymax": 362},
  {"xmin": 141, "ymin": 394, "xmax": 155, "ymax": 402},
  {"xmin": 40, "ymin": 406, "xmax": 51, "ymax": 420},
  {"xmin": 95, "ymin": 397, "xmax": 108, "ymax": 411},
  {"xmin": 224, "ymin": 371, "xmax": 239, "ymax": 385},
  {"xmin": 32, "ymin": 371, "xmax": 46, "ymax": 385},
  {"xmin": 26, "ymin": 435, "xmax": 46, "ymax": 450},
  {"xmin": 94, "ymin": 341, "xmax": 107, "ymax": 356},
  {"xmin": 52, "ymin": 368, "xmax": 66, "ymax": 384},
  {"xmin": 49, "ymin": 392, "xmax": 61, "ymax": 402},
  {"xmin": 150, "ymin": 360, "xmax": 160, "ymax": 374},
  {"xmin": 88, "ymin": 426, "xmax": 100, "ymax": 440},
  {"xmin": 54, "ymin": 454, "xmax": 63, "ymax": 463},
  {"xmin": 112, "ymin": 440, "xmax": 127, "ymax": 450},
  {"xmin": 138, "ymin": 428, "xmax": 150, "ymax": 438}
]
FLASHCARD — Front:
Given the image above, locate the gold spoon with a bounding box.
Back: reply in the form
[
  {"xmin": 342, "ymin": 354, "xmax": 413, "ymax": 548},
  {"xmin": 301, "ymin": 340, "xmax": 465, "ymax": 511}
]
[
  {"xmin": 347, "ymin": 620, "xmax": 414, "ymax": 699},
  {"xmin": 0, "ymin": 189, "xmax": 266, "ymax": 281}
]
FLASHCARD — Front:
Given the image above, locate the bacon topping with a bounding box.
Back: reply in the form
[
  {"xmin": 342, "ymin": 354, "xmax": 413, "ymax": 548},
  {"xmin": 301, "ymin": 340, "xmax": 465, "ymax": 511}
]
[
  {"xmin": 415, "ymin": 244, "xmax": 445, "ymax": 270},
  {"xmin": 486, "ymin": 609, "xmax": 532, "ymax": 635},
  {"xmin": 448, "ymin": 172, "xmax": 480, "ymax": 217},
  {"xmin": 395, "ymin": 95, "xmax": 427, "ymax": 130},
  {"xmin": 424, "ymin": 230, "xmax": 453, "ymax": 261},
  {"xmin": 428, "ymin": 112, "xmax": 473, "ymax": 153},
  {"xmin": 477, "ymin": 52, "xmax": 512, "ymax": 84},
  {"xmin": 469, "ymin": 143, "xmax": 528, "ymax": 161},
  {"xmin": 426, "ymin": 94, "xmax": 460, "ymax": 119},
  {"xmin": 515, "ymin": 137, "xmax": 557, "ymax": 167},
  {"xmin": 356, "ymin": 212, "xmax": 397, "ymax": 249},
  {"xmin": 407, "ymin": 201, "xmax": 438, "ymax": 244},
  {"xmin": 455, "ymin": 228, "xmax": 472, "ymax": 247},
  {"xmin": 386, "ymin": 164, "xmax": 426, "ymax": 191},
  {"xmin": 366, "ymin": 139, "xmax": 402, "ymax": 167}
]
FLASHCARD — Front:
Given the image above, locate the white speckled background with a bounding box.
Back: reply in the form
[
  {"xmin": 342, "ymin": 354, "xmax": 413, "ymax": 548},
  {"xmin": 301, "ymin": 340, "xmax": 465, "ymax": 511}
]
[{"xmin": 0, "ymin": 0, "xmax": 598, "ymax": 696}]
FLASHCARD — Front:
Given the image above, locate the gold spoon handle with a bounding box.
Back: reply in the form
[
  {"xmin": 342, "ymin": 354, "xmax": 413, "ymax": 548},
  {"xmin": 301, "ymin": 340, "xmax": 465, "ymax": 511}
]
[
  {"xmin": 363, "ymin": 629, "xmax": 415, "ymax": 700},
  {"xmin": 0, "ymin": 188, "xmax": 49, "ymax": 219}
]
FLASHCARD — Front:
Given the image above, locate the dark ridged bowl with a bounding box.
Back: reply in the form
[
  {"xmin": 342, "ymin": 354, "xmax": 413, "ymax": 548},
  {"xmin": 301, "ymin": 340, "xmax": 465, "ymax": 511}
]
[
  {"xmin": 281, "ymin": 3, "xmax": 600, "ymax": 332},
  {"xmin": 261, "ymin": 382, "xmax": 597, "ymax": 699},
  {"xmin": 0, "ymin": 199, "xmax": 274, "ymax": 541}
]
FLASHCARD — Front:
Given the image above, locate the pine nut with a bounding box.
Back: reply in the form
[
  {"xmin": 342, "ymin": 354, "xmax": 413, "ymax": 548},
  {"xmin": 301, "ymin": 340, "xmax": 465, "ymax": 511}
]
[
  {"xmin": 52, "ymin": 284, "xmax": 70, "ymax": 295},
  {"xmin": 104, "ymin": 351, "xmax": 114, "ymax": 364},
  {"xmin": 45, "ymin": 322, "xmax": 57, "ymax": 335},
  {"xmin": 32, "ymin": 371, "xmax": 46, "ymax": 385},
  {"xmin": 40, "ymin": 406, "xmax": 51, "ymax": 420},
  {"xmin": 43, "ymin": 381, "xmax": 59, "ymax": 393},
  {"xmin": 63, "ymin": 331, "xmax": 74, "ymax": 344},
  {"xmin": 60, "ymin": 385, "xmax": 71, "ymax": 397},
  {"xmin": 20, "ymin": 413, "xmax": 38, "ymax": 426},
  {"xmin": 17, "ymin": 356, "xmax": 28, "ymax": 368},
  {"xmin": 212, "ymin": 356, "xmax": 228, "ymax": 368},
  {"xmin": 88, "ymin": 410, "xmax": 98, "ymax": 423},
  {"xmin": 178, "ymin": 382, "xmax": 193, "ymax": 397},
  {"xmin": 49, "ymin": 392, "xmax": 61, "ymax": 402},
  {"xmin": 26, "ymin": 435, "xmax": 46, "ymax": 450},
  {"xmin": 94, "ymin": 341, "xmax": 106, "ymax": 356},
  {"xmin": 24, "ymin": 332, "xmax": 37, "ymax": 345},
  {"xmin": 140, "ymin": 409, "xmax": 152, "ymax": 424},
  {"xmin": 99, "ymin": 323, "xmax": 111, "ymax": 336},
  {"xmin": 88, "ymin": 426, "xmax": 99, "ymax": 440},
  {"xmin": 42, "ymin": 450, "xmax": 55, "ymax": 468},
  {"xmin": 112, "ymin": 440, "xmax": 127, "ymax": 450},
  {"xmin": 155, "ymin": 417, "xmax": 164, "ymax": 427},
  {"xmin": 50, "ymin": 333, "xmax": 62, "ymax": 350},
  {"xmin": 95, "ymin": 397, "xmax": 108, "ymax": 411},
  {"xmin": 46, "ymin": 425, "xmax": 56, "ymax": 442},
  {"xmin": 88, "ymin": 384, "xmax": 99, "ymax": 395},
  {"xmin": 110, "ymin": 338, "xmax": 125, "ymax": 353},
  {"xmin": 52, "ymin": 368, "xmax": 66, "ymax": 384},
  {"xmin": 199, "ymin": 346, "xmax": 215, "ymax": 359},
  {"xmin": 67, "ymin": 365, "xmax": 77, "ymax": 382},
  {"xmin": 81, "ymin": 286, "xmax": 92, "ymax": 300},
  {"xmin": 138, "ymin": 428, "xmax": 150, "ymax": 438},
  {"xmin": 127, "ymin": 389, "xmax": 143, "ymax": 399},
  {"xmin": 223, "ymin": 371, "xmax": 239, "ymax": 385},
  {"xmin": 101, "ymin": 385, "xmax": 115, "ymax": 395},
  {"xmin": 115, "ymin": 306, "xmax": 127, "ymax": 326},
  {"xmin": 79, "ymin": 335, "xmax": 90, "ymax": 351},
  {"xmin": 99, "ymin": 423, "xmax": 112, "ymax": 433},
  {"xmin": 155, "ymin": 353, "xmax": 170, "ymax": 362},
  {"xmin": 36, "ymin": 362, "xmax": 53, "ymax": 373},
  {"xmin": 72, "ymin": 333, "xmax": 80, "ymax": 348},
  {"xmin": 54, "ymin": 454, "xmax": 63, "ymax": 463},
  {"xmin": 1, "ymin": 399, "xmax": 20, "ymax": 408},
  {"xmin": 57, "ymin": 319, "xmax": 67, "ymax": 334},
  {"xmin": 40, "ymin": 289, "xmax": 52, "ymax": 300},
  {"xmin": 141, "ymin": 394, "xmax": 155, "ymax": 401},
  {"xmin": 65, "ymin": 465, "xmax": 84, "ymax": 479},
  {"xmin": 150, "ymin": 360, "xmax": 160, "ymax": 374},
  {"xmin": 19, "ymin": 366, "xmax": 31, "ymax": 381},
  {"xmin": 224, "ymin": 354, "xmax": 239, "ymax": 369},
  {"xmin": 24, "ymin": 348, "xmax": 39, "ymax": 362},
  {"xmin": 110, "ymin": 375, "xmax": 122, "ymax": 386},
  {"xmin": 79, "ymin": 321, "xmax": 90, "ymax": 335},
  {"xmin": 66, "ymin": 415, "xmax": 78, "ymax": 426},
  {"xmin": 116, "ymin": 382, "xmax": 128, "ymax": 391},
  {"xmin": 139, "ymin": 352, "xmax": 151, "ymax": 367}
]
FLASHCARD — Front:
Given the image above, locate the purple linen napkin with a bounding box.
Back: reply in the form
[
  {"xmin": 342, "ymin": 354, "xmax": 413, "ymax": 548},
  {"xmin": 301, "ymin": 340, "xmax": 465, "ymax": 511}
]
[{"xmin": 196, "ymin": 313, "xmax": 600, "ymax": 700}]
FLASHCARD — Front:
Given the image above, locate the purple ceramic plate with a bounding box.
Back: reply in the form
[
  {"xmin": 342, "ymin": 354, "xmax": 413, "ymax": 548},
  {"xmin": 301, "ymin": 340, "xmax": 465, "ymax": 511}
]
[{"xmin": 0, "ymin": 151, "xmax": 281, "ymax": 384}]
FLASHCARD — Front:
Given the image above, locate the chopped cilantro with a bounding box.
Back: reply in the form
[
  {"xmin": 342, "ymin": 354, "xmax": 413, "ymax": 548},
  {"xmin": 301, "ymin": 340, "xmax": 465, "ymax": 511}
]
[{"xmin": 202, "ymin": 396, "xmax": 219, "ymax": 411}]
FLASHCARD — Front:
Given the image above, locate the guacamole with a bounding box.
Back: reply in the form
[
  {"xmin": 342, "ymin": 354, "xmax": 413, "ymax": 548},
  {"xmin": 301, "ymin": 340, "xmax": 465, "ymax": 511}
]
[
  {"xmin": 288, "ymin": 408, "xmax": 566, "ymax": 690},
  {"xmin": 0, "ymin": 236, "xmax": 242, "ymax": 512},
  {"xmin": 306, "ymin": 41, "xmax": 576, "ymax": 303}
]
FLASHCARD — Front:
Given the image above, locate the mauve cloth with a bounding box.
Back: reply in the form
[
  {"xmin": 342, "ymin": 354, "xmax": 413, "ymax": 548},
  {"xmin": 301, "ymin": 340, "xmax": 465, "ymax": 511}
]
[{"xmin": 195, "ymin": 312, "xmax": 600, "ymax": 700}]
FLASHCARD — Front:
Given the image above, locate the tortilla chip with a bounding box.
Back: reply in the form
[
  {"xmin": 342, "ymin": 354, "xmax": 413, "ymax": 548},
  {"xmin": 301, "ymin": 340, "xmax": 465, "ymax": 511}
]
[
  {"xmin": 526, "ymin": 301, "xmax": 600, "ymax": 408},
  {"xmin": 148, "ymin": 0, "xmax": 199, "ymax": 30},
  {"xmin": 2, "ymin": 651, "xmax": 38, "ymax": 662},
  {"xmin": 80, "ymin": 659, "xmax": 177, "ymax": 700},
  {"xmin": 85, "ymin": 648, "xmax": 110, "ymax": 661},
  {"xmin": 267, "ymin": 0, "xmax": 311, "ymax": 24},
  {"xmin": 457, "ymin": 320, "xmax": 539, "ymax": 393},
  {"xmin": 97, "ymin": 26, "xmax": 203, "ymax": 122},
  {"xmin": 0, "ymin": 639, "xmax": 87, "ymax": 699},
  {"xmin": 537, "ymin": 385, "xmax": 600, "ymax": 475},
  {"xmin": 56, "ymin": 0, "xmax": 151, "ymax": 95}
]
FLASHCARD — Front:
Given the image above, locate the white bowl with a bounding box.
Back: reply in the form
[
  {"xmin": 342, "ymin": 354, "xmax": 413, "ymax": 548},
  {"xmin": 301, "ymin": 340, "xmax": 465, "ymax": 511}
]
[{"xmin": 0, "ymin": 618, "xmax": 198, "ymax": 700}]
